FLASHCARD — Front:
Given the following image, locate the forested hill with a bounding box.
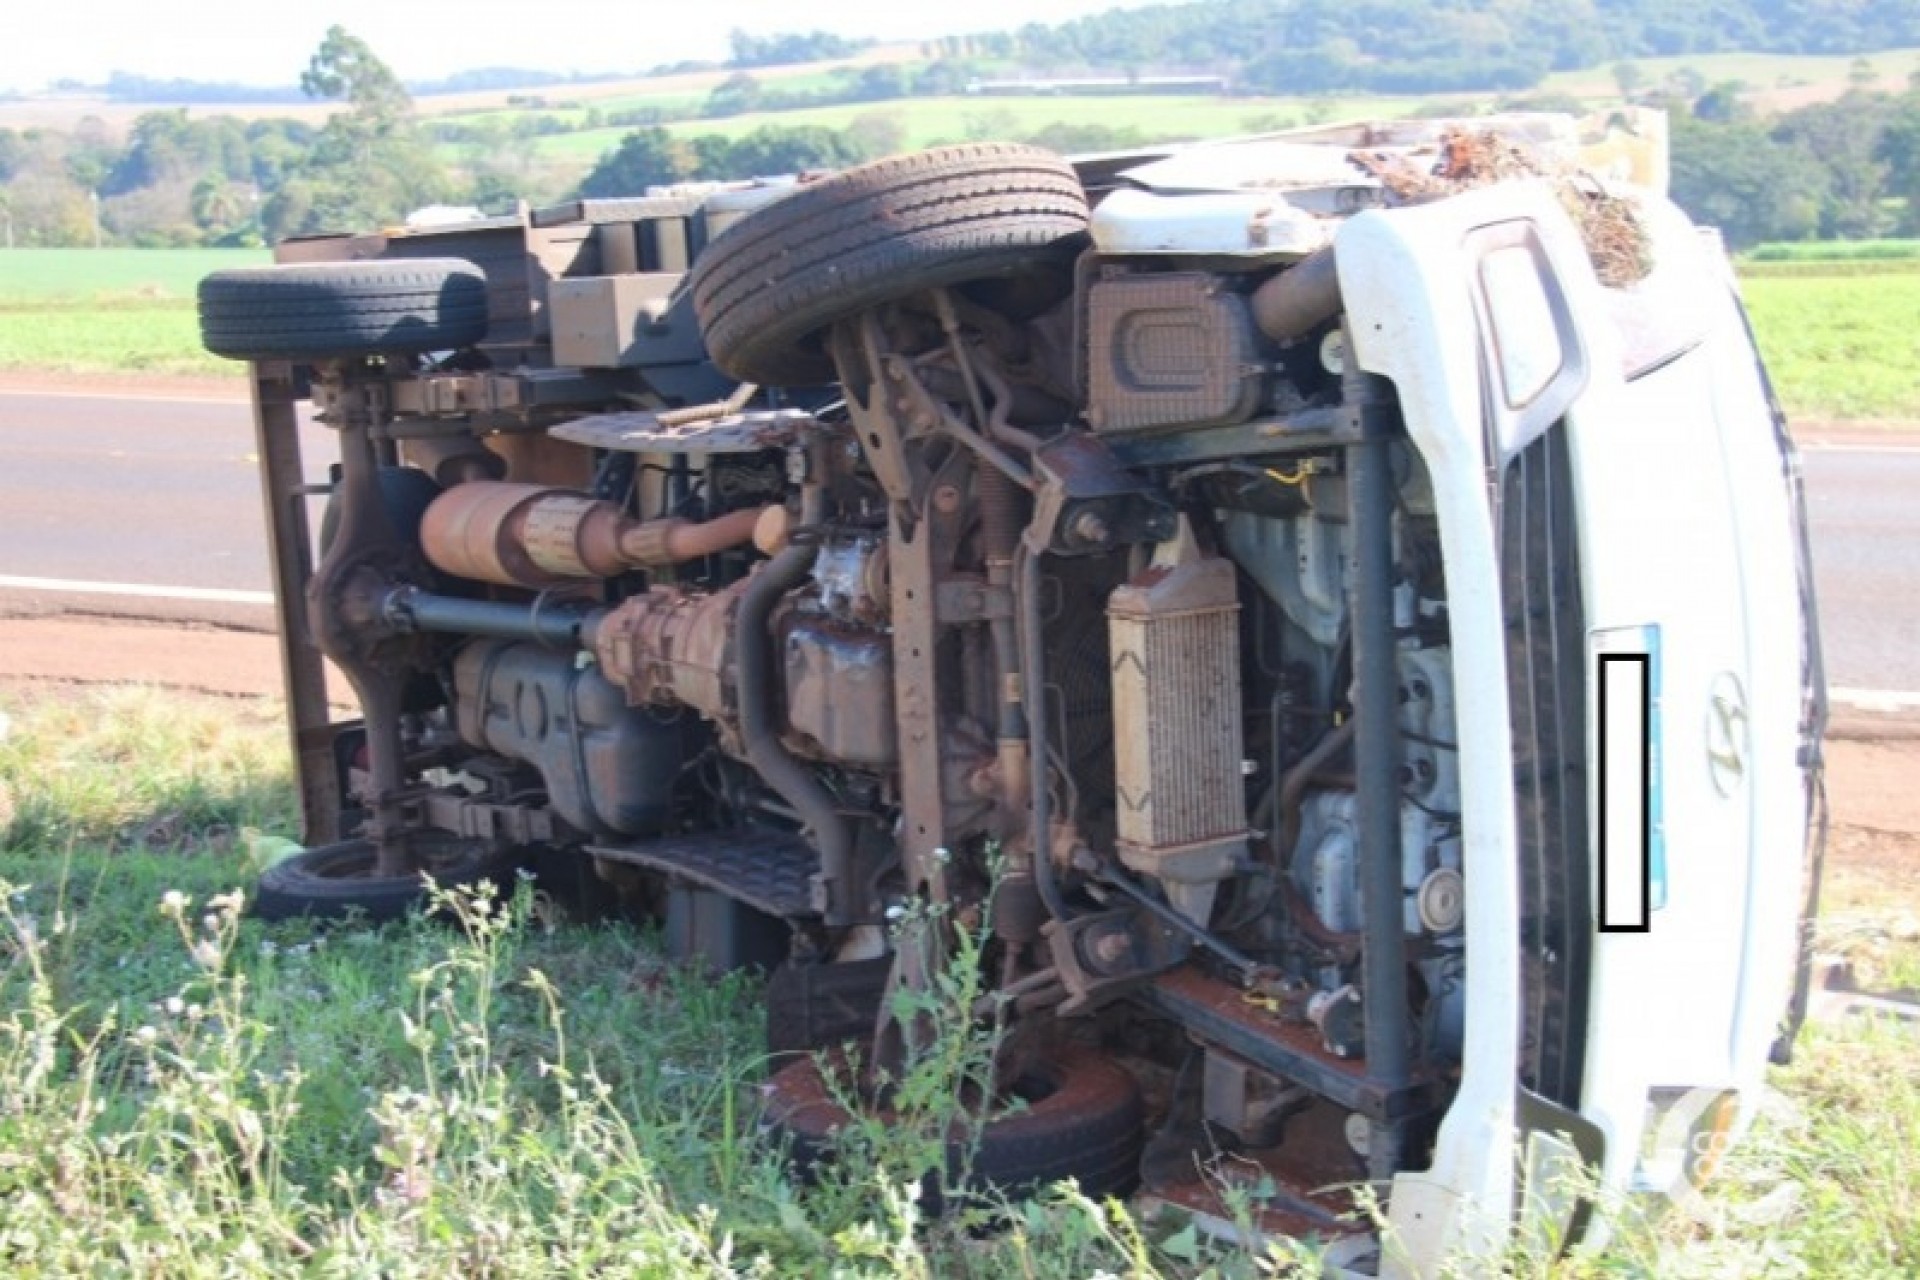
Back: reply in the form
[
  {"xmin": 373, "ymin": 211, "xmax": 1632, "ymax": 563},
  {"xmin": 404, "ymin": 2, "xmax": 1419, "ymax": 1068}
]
[{"xmin": 1005, "ymin": 0, "xmax": 1920, "ymax": 94}]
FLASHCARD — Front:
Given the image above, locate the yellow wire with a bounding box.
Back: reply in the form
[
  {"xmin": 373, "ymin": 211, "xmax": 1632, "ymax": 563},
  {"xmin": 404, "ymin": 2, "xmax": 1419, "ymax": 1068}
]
[{"xmin": 1266, "ymin": 464, "xmax": 1309, "ymax": 487}]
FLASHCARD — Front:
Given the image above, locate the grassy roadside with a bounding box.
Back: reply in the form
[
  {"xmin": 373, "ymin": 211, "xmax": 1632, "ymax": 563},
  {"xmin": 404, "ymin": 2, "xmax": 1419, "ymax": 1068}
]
[{"xmin": 1, "ymin": 683, "xmax": 1916, "ymax": 1275}]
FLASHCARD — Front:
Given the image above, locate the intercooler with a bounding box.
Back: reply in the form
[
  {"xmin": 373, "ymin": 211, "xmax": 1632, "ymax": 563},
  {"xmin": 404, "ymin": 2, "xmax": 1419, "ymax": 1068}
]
[{"xmin": 1108, "ymin": 551, "xmax": 1248, "ymax": 922}]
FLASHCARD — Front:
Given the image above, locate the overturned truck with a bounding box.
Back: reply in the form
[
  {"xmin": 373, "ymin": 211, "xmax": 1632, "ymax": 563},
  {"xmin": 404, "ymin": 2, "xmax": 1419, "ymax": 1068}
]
[{"xmin": 200, "ymin": 115, "xmax": 1825, "ymax": 1273}]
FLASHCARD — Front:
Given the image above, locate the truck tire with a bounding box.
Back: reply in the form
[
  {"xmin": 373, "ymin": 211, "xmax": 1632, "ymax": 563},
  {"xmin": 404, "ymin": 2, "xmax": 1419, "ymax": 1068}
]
[
  {"xmin": 198, "ymin": 258, "xmax": 489, "ymax": 361},
  {"xmin": 689, "ymin": 143, "xmax": 1089, "ymax": 386},
  {"xmin": 761, "ymin": 1043, "xmax": 1143, "ymax": 1205},
  {"xmin": 251, "ymin": 836, "xmax": 518, "ymax": 923}
]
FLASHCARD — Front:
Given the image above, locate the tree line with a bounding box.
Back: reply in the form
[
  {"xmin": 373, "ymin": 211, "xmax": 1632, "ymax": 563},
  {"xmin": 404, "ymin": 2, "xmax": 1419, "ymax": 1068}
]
[
  {"xmin": 0, "ymin": 24, "xmax": 1914, "ymax": 251},
  {"xmin": 1008, "ymin": 0, "xmax": 1920, "ymax": 96}
]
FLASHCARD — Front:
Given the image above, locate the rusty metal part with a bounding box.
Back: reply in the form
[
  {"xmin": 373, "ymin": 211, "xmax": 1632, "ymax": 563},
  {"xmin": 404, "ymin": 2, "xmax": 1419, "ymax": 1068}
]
[
  {"xmin": 753, "ymin": 504, "xmax": 794, "ymax": 555},
  {"xmin": 400, "ymin": 435, "xmax": 504, "ymax": 486},
  {"xmin": 1044, "ymin": 906, "xmax": 1186, "ymax": 1017},
  {"xmin": 971, "ymin": 357, "xmax": 1045, "ymax": 455},
  {"xmin": 978, "ymin": 460, "xmax": 1030, "ymax": 844},
  {"xmin": 1251, "ymin": 247, "xmax": 1343, "ymax": 343},
  {"xmin": 654, "ymin": 380, "xmax": 759, "ymax": 428},
  {"xmin": 421, "ymin": 790, "xmax": 556, "ymax": 846},
  {"xmin": 484, "ymin": 430, "xmax": 596, "ymax": 489},
  {"xmin": 248, "ymin": 360, "xmax": 342, "ymax": 846},
  {"xmin": 781, "ymin": 614, "xmax": 897, "ymax": 767},
  {"xmin": 302, "ymin": 372, "xmax": 439, "ymax": 877},
  {"xmin": 587, "ymin": 582, "xmax": 744, "ymax": 727},
  {"xmin": 1027, "ymin": 432, "xmax": 1177, "ymax": 557},
  {"xmin": 1094, "ymin": 867, "xmax": 1266, "ymax": 980},
  {"xmin": 1140, "ymin": 966, "xmax": 1432, "ymax": 1124},
  {"xmin": 1143, "ymin": 1098, "xmax": 1364, "ymax": 1242},
  {"xmin": 829, "ymin": 318, "xmax": 913, "ymax": 502},
  {"xmin": 419, "ymin": 480, "xmax": 765, "ymax": 587}
]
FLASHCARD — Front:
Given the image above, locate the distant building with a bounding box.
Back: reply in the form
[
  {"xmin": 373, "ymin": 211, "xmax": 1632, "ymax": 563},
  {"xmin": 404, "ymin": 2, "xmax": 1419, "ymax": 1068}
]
[{"xmin": 405, "ymin": 205, "xmax": 486, "ymax": 229}]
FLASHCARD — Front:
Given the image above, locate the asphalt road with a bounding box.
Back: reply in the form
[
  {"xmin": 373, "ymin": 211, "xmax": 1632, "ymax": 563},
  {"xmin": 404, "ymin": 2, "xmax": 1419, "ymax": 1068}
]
[
  {"xmin": 1800, "ymin": 441, "xmax": 1920, "ymax": 694},
  {"xmin": 0, "ymin": 389, "xmax": 1914, "ymax": 691},
  {"xmin": 0, "ymin": 388, "xmax": 331, "ymax": 596}
]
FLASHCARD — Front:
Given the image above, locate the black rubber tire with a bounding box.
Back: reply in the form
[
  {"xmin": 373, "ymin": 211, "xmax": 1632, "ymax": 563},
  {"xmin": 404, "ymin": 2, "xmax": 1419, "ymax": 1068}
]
[
  {"xmin": 198, "ymin": 258, "xmax": 489, "ymax": 361},
  {"xmin": 762, "ymin": 1044, "xmax": 1143, "ymax": 1204},
  {"xmin": 251, "ymin": 836, "xmax": 519, "ymax": 923},
  {"xmin": 689, "ymin": 143, "xmax": 1090, "ymax": 386}
]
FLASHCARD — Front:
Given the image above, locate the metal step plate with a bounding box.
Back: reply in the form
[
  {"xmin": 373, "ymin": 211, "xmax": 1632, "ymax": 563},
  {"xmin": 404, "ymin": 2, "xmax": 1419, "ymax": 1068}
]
[
  {"xmin": 549, "ymin": 407, "xmax": 814, "ymax": 454},
  {"xmin": 587, "ymin": 828, "xmax": 819, "ymax": 919}
]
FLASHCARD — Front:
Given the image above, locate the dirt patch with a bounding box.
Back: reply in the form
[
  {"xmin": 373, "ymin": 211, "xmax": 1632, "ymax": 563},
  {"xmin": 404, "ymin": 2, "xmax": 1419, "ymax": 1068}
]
[
  {"xmin": 0, "ymin": 614, "xmax": 351, "ymax": 707},
  {"xmin": 1824, "ymin": 739, "xmax": 1920, "ymax": 839},
  {"xmin": 0, "ymin": 369, "xmax": 246, "ymax": 401},
  {"xmin": 1791, "ymin": 418, "xmax": 1920, "ymax": 446}
]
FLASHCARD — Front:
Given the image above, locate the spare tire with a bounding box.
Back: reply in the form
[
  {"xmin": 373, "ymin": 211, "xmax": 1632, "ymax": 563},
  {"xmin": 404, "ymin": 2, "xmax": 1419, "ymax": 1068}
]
[
  {"xmin": 198, "ymin": 258, "xmax": 489, "ymax": 361},
  {"xmin": 251, "ymin": 835, "xmax": 519, "ymax": 923},
  {"xmin": 762, "ymin": 1043, "xmax": 1143, "ymax": 1205},
  {"xmin": 689, "ymin": 143, "xmax": 1089, "ymax": 386}
]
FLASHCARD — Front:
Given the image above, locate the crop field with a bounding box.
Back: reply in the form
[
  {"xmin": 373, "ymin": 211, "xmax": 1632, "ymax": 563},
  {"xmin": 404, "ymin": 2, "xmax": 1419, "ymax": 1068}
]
[
  {"xmin": 0, "ymin": 248, "xmax": 266, "ymax": 377},
  {"xmin": 0, "ymin": 683, "xmax": 1915, "ymax": 1275},
  {"xmin": 534, "ymin": 93, "xmax": 1440, "ymax": 162},
  {"xmin": 1741, "ymin": 261, "xmax": 1920, "ymax": 421},
  {"xmin": 1745, "ymin": 238, "xmax": 1920, "ymax": 264},
  {"xmin": 1539, "ymin": 44, "xmax": 1920, "ymax": 109}
]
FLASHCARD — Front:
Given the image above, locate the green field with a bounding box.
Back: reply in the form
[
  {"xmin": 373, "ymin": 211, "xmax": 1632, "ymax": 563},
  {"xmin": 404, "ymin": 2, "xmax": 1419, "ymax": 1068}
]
[
  {"xmin": 1540, "ymin": 44, "xmax": 1920, "ymax": 106},
  {"xmin": 0, "ymin": 248, "xmax": 268, "ymax": 299},
  {"xmin": 1744, "ymin": 238, "xmax": 1920, "ymax": 263},
  {"xmin": 537, "ymin": 93, "xmax": 1437, "ymax": 162},
  {"xmin": 0, "ymin": 249, "xmax": 267, "ymax": 376},
  {"xmin": 1740, "ymin": 262, "xmax": 1920, "ymax": 420}
]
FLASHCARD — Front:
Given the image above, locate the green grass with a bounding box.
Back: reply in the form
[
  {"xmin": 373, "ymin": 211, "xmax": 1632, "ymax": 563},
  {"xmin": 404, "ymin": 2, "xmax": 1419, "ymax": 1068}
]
[
  {"xmin": 0, "ymin": 249, "xmax": 266, "ymax": 377},
  {"xmin": 1745, "ymin": 239, "xmax": 1920, "ymax": 264},
  {"xmin": 0, "ymin": 686, "xmax": 1284, "ymax": 1276},
  {"xmin": 1740, "ymin": 265, "xmax": 1920, "ymax": 420},
  {"xmin": 2, "ymin": 683, "xmax": 1917, "ymax": 1275},
  {"xmin": 0, "ymin": 248, "xmax": 268, "ymax": 300}
]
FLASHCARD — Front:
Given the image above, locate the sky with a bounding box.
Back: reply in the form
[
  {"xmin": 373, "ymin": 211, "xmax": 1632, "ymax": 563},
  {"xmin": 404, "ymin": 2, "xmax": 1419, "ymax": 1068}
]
[{"xmin": 1, "ymin": 0, "xmax": 1158, "ymax": 94}]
